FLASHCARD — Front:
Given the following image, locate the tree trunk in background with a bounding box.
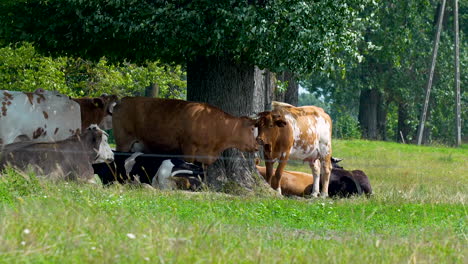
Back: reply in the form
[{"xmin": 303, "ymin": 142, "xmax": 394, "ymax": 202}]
[
  {"xmin": 397, "ymin": 103, "xmax": 411, "ymax": 143},
  {"xmin": 274, "ymin": 71, "xmax": 299, "ymax": 106},
  {"xmin": 263, "ymin": 69, "xmax": 275, "ymax": 111},
  {"xmin": 377, "ymin": 98, "xmax": 387, "ymax": 140},
  {"xmin": 359, "ymin": 89, "xmax": 378, "ymax": 139},
  {"xmin": 358, "ymin": 89, "xmax": 387, "ymax": 140},
  {"xmin": 187, "ymin": 56, "xmax": 274, "ymax": 194}
]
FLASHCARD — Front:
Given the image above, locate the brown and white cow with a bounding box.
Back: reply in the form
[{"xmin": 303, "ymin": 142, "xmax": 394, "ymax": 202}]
[
  {"xmin": 0, "ymin": 89, "xmax": 81, "ymax": 146},
  {"xmin": 0, "ymin": 125, "xmax": 114, "ymax": 182},
  {"xmin": 72, "ymin": 94, "xmax": 118, "ymax": 130},
  {"xmin": 255, "ymin": 101, "xmax": 332, "ymax": 197},
  {"xmin": 112, "ymin": 97, "xmax": 258, "ymax": 167}
]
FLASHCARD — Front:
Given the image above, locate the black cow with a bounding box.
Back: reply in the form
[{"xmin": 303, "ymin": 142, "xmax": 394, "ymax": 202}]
[{"xmin": 329, "ymin": 157, "xmax": 373, "ymax": 197}]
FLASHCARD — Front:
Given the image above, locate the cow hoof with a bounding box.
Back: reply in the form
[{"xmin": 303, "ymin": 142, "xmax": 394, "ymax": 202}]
[
  {"xmin": 320, "ymin": 192, "xmax": 329, "ymax": 198},
  {"xmin": 311, "ymin": 192, "xmax": 319, "ymax": 198},
  {"xmin": 276, "ymin": 187, "xmax": 282, "ymax": 195}
]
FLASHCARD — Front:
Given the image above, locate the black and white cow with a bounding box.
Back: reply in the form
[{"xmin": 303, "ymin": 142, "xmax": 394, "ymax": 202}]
[{"xmin": 92, "ymin": 152, "xmax": 204, "ymax": 190}]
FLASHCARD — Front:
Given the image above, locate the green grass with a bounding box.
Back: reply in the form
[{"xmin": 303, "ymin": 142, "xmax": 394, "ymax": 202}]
[{"xmin": 0, "ymin": 140, "xmax": 467, "ymax": 263}]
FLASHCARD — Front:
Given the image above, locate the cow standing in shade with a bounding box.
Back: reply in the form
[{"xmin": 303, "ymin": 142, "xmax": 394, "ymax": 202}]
[
  {"xmin": 0, "ymin": 125, "xmax": 114, "ymax": 182},
  {"xmin": 112, "ymin": 97, "xmax": 258, "ymax": 168},
  {"xmin": 255, "ymin": 101, "xmax": 332, "ymax": 197},
  {"xmin": 0, "ymin": 89, "xmax": 81, "ymax": 146},
  {"xmin": 72, "ymin": 94, "xmax": 118, "ymax": 130}
]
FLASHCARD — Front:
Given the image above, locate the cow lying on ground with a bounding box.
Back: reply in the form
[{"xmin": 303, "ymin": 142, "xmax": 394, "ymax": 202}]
[
  {"xmin": 153, "ymin": 159, "xmax": 204, "ymax": 190},
  {"xmin": 0, "ymin": 125, "xmax": 113, "ymax": 182},
  {"xmin": 256, "ymin": 101, "xmax": 332, "ymax": 197},
  {"xmin": 255, "ymin": 158, "xmax": 372, "ymax": 198},
  {"xmin": 112, "ymin": 97, "xmax": 258, "ymax": 168},
  {"xmin": 92, "ymin": 152, "xmax": 204, "ymax": 190},
  {"xmin": 331, "ymin": 158, "xmax": 372, "ymax": 196},
  {"xmin": 72, "ymin": 94, "xmax": 118, "ymax": 130},
  {"xmin": 0, "ymin": 89, "xmax": 81, "ymax": 146}
]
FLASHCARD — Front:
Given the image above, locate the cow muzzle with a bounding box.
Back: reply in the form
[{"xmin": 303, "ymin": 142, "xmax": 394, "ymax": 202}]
[{"xmin": 256, "ymin": 138, "xmax": 264, "ymax": 145}]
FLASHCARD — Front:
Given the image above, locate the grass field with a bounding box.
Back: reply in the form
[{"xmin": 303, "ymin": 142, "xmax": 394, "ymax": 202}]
[{"xmin": 0, "ymin": 140, "xmax": 466, "ymax": 263}]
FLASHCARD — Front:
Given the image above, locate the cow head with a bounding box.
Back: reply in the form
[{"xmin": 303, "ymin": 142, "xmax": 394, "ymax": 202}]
[
  {"xmin": 331, "ymin": 157, "xmax": 344, "ymax": 169},
  {"xmin": 83, "ymin": 125, "xmax": 114, "ymax": 164},
  {"xmin": 236, "ymin": 117, "xmax": 259, "ymax": 152},
  {"xmin": 96, "ymin": 94, "xmax": 118, "ymax": 130},
  {"xmin": 255, "ymin": 111, "xmax": 287, "ymax": 153}
]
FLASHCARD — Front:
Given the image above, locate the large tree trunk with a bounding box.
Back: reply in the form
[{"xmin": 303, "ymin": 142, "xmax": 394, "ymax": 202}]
[
  {"xmin": 187, "ymin": 56, "xmax": 274, "ymax": 194},
  {"xmin": 359, "ymin": 89, "xmax": 378, "ymax": 139},
  {"xmin": 263, "ymin": 69, "xmax": 275, "ymax": 111},
  {"xmin": 377, "ymin": 97, "xmax": 387, "ymax": 140},
  {"xmin": 359, "ymin": 89, "xmax": 387, "ymax": 140},
  {"xmin": 274, "ymin": 71, "xmax": 299, "ymax": 106}
]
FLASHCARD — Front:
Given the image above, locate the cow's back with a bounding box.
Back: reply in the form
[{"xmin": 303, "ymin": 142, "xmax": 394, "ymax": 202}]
[
  {"xmin": 113, "ymin": 97, "xmax": 224, "ymax": 153},
  {"xmin": 0, "ymin": 90, "xmax": 81, "ymax": 145}
]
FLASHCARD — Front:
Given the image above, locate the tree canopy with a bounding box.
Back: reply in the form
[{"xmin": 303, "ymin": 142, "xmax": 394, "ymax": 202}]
[
  {"xmin": 0, "ymin": 0, "xmax": 375, "ymax": 74},
  {"xmin": 301, "ymin": 0, "xmax": 467, "ymax": 144}
]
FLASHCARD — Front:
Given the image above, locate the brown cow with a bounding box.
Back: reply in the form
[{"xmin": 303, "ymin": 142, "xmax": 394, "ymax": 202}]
[
  {"xmin": 256, "ymin": 101, "xmax": 332, "ymax": 197},
  {"xmin": 112, "ymin": 97, "xmax": 258, "ymax": 167},
  {"xmin": 0, "ymin": 125, "xmax": 114, "ymax": 182},
  {"xmin": 72, "ymin": 94, "xmax": 118, "ymax": 130}
]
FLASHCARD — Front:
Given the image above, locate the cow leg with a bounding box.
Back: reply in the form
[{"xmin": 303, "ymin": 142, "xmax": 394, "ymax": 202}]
[
  {"xmin": 202, "ymin": 163, "xmax": 208, "ymax": 185},
  {"xmin": 272, "ymin": 154, "xmax": 289, "ymax": 195},
  {"xmin": 264, "ymin": 160, "xmax": 275, "ymax": 187},
  {"xmin": 320, "ymin": 155, "xmax": 332, "ymax": 197},
  {"xmin": 115, "ymin": 137, "xmax": 134, "ymax": 152},
  {"xmin": 309, "ymin": 159, "xmax": 321, "ymax": 197}
]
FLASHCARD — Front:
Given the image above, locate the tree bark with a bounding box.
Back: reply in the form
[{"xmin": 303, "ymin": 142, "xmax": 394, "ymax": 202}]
[
  {"xmin": 274, "ymin": 71, "xmax": 299, "ymax": 106},
  {"xmin": 358, "ymin": 89, "xmax": 387, "ymax": 140},
  {"xmin": 359, "ymin": 89, "xmax": 378, "ymax": 139},
  {"xmin": 377, "ymin": 97, "xmax": 387, "ymax": 140},
  {"xmin": 263, "ymin": 69, "xmax": 275, "ymax": 111},
  {"xmin": 397, "ymin": 103, "xmax": 411, "ymax": 143},
  {"xmin": 187, "ymin": 56, "xmax": 274, "ymax": 194}
]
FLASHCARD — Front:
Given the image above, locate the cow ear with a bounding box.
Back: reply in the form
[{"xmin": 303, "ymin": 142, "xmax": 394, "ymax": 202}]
[
  {"xmin": 92, "ymin": 98, "xmax": 104, "ymax": 108},
  {"xmin": 274, "ymin": 119, "xmax": 287, "ymax": 127},
  {"xmin": 331, "ymin": 157, "xmax": 343, "ymax": 163},
  {"xmin": 272, "ymin": 114, "xmax": 287, "ymax": 127}
]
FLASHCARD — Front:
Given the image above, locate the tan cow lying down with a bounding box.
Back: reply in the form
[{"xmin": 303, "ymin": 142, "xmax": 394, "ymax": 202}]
[
  {"xmin": 112, "ymin": 97, "xmax": 258, "ymax": 167},
  {"xmin": 256, "ymin": 164, "xmax": 372, "ymax": 198},
  {"xmin": 256, "ymin": 101, "xmax": 332, "ymax": 197},
  {"xmin": 0, "ymin": 125, "xmax": 114, "ymax": 182}
]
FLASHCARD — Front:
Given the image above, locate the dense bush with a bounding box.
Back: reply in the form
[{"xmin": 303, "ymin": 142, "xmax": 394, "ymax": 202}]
[{"xmin": 0, "ymin": 43, "xmax": 186, "ymax": 98}]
